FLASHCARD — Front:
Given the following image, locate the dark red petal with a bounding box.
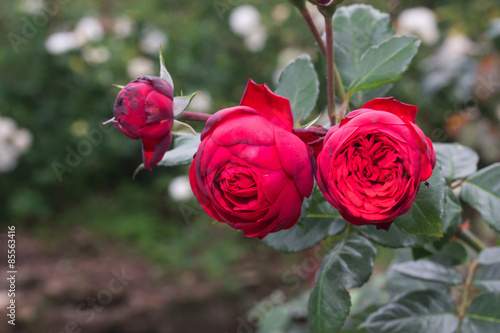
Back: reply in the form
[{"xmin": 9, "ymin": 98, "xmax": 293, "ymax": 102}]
[
  {"xmin": 275, "ymin": 126, "xmax": 314, "ymax": 198},
  {"xmin": 141, "ymin": 132, "xmax": 172, "ymax": 171},
  {"xmin": 201, "ymin": 106, "xmax": 259, "ymax": 140},
  {"xmin": 375, "ymin": 222, "xmax": 393, "ymax": 231},
  {"xmin": 240, "ymin": 79, "xmax": 294, "ymax": 132},
  {"xmin": 189, "ymin": 157, "xmax": 226, "ymax": 222},
  {"xmin": 363, "ymin": 97, "xmax": 418, "ymax": 123}
]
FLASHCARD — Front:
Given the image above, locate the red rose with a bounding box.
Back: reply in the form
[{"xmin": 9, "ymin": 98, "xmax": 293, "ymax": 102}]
[
  {"xmin": 316, "ymin": 97, "xmax": 436, "ymax": 230},
  {"xmin": 111, "ymin": 76, "xmax": 174, "ymax": 170},
  {"xmin": 189, "ymin": 79, "xmax": 314, "ymax": 239}
]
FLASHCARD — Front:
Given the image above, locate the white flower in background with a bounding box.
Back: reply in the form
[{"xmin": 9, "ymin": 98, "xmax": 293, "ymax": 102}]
[
  {"xmin": 189, "ymin": 91, "xmax": 212, "ymax": 113},
  {"xmin": 0, "ymin": 117, "xmax": 17, "ymax": 142},
  {"xmin": 229, "ymin": 5, "xmax": 260, "ymax": 37},
  {"xmin": 74, "ymin": 16, "xmax": 104, "ymax": 45},
  {"xmin": 0, "ymin": 116, "xmax": 33, "ymax": 173},
  {"xmin": 168, "ymin": 176, "xmax": 193, "ymax": 202},
  {"xmin": 127, "ymin": 57, "xmax": 155, "ymax": 79},
  {"xmin": 140, "ymin": 29, "xmax": 168, "ymax": 55},
  {"xmin": 20, "ymin": 0, "xmax": 44, "ymax": 14},
  {"xmin": 114, "ymin": 16, "xmax": 134, "ymax": 38},
  {"xmin": 0, "ymin": 145, "xmax": 19, "ymax": 173},
  {"xmin": 397, "ymin": 7, "xmax": 439, "ymax": 46},
  {"xmin": 272, "ymin": 4, "xmax": 291, "ymax": 24},
  {"xmin": 45, "ymin": 31, "xmax": 80, "ymax": 54},
  {"xmin": 11, "ymin": 128, "xmax": 33, "ymax": 152},
  {"xmin": 244, "ymin": 25, "xmax": 268, "ymax": 52},
  {"xmin": 442, "ymin": 33, "xmax": 477, "ymax": 59},
  {"xmin": 82, "ymin": 46, "xmax": 111, "ymax": 64}
]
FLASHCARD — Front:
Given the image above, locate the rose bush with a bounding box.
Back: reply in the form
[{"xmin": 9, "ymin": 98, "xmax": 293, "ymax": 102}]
[
  {"xmin": 316, "ymin": 97, "xmax": 436, "ymax": 230},
  {"xmin": 189, "ymin": 79, "xmax": 314, "ymax": 238},
  {"xmin": 109, "ymin": 76, "xmax": 174, "ymax": 170}
]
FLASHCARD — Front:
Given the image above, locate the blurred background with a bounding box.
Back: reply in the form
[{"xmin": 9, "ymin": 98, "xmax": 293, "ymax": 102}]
[{"xmin": 0, "ymin": 0, "xmax": 499, "ymax": 332}]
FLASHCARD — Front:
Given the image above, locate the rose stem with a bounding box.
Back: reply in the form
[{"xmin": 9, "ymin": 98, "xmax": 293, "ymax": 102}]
[
  {"xmin": 298, "ymin": 5, "xmax": 327, "ymax": 57},
  {"xmin": 181, "ymin": 111, "xmax": 211, "ymax": 122},
  {"xmin": 324, "ymin": 16, "xmax": 336, "ymax": 126},
  {"xmin": 458, "ymin": 260, "xmax": 478, "ymax": 321},
  {"xmin": 456, "ymin": 228, "xmax": 487, "ymax": 252},
  {"xmin": 296, "ymin": 3, "xmax": 345, "ymax": 103}
]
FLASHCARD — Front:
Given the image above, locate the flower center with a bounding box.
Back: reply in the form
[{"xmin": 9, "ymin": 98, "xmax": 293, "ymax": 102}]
[{"xmin": 329, "ymin": 133, "xmax": 412, "ymax": 214}]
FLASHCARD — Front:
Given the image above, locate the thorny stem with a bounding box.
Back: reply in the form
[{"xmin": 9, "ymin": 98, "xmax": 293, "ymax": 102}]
[
  {"xmin": 458, "ymin": 260, "xmax": 478, "ymax": 320},
  {"xmin": 181, "ymin": 111, "xmax": 211, "ymax": 122},
  {"xmin": 456, "ymin": 229, "xmax": 487, "ymax": 253},
  {"xmin": 325, "ymin": 17, "xmax": 336, "ymax": 126}
]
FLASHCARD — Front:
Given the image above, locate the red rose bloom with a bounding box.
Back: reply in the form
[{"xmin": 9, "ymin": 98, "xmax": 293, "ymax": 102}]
[
  {"xmin": 189, "ymin": 79, "xmax": 314, "ymax": 239},
  {"xmin": 111, "ymin": 76, "xmax": 174, "ymax": 170},
  {"xmin": 316, "ymin": 97, "xmax": 436, "ymax": 230}
]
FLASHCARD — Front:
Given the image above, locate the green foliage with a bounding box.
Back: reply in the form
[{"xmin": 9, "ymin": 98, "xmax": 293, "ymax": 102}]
[
  {"xmin": 474, "ymin": 263, "xmax": 500, "ymax": 292},
  {"xmin": 391, "ymin": 259, "xmax": 462, "ymax": 285},
  {"xmin": 308, "ymin": 234, "xmax": 377, "ymax": 333},
  {"xmin": 362, "ymin": 290, "xmax": 459, "ymax": 333},
  {"xmin": 434, "ymin": 143, "xmax": 479, "ymax": 183},
  {"xmin": 393, "ymin": 166, "xmax": 446, "ymax": 237},
  {"xmin": 461, "ymin": 293, "xmax": 500, "ymax": 333},
  {"xmin": 262, "ymin": 189, "xmax": 347, "ymax": 252},
  {"xmin": 332, "ymin": 5, "xmax": 420, "ymax": 103},
  {"xmin": 461, "ymin": 163, "xmax": 500, "ymax": 234},
  {"xmin": 275, "ymin": 54, "xmax": 319, "ymax": 125}
]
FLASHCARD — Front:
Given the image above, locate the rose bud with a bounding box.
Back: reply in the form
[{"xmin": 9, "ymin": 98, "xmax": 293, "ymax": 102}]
[
  {"xmin": 189, "ymin": 79, "xmax": 314, "ymax": 239},
  {"xmin": 107, "ymin": 76, "xmax": 174, "ymax": 170},
  {"xmin": 316, "ymin": 97, "xmax": 436, "ymax": 230}
]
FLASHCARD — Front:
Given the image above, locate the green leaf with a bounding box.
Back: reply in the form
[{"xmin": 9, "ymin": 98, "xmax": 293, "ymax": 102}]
[
  {"xmin": 132, "ymin": 134, "xmax": 200, "ymax": 178},
  {"xmin": 394, "ymin": 167, "xmax": 446, "ymax": 237},
  {"xmin": 461, "ymin": 163, "xmax": 500, "ymax": 233},
  {"xmin": 355, "ymin": 223, "xmax": 438, "ymax": 249},
  {"xmin": 171, "ymin": 120, "xmax": 197, "ymax": 136},
  {"xmin": 173, "ymin": 91, "xmax": 198, "ymax": 117},
  {"xmin": 474, "ymin": 263, "xmax": 500, "ymax": 292},
  {"xmin": 262, "ymin": 218, "xmax": 347, "ymax": 253},
  {"xmin": 461, "ymin": 292, "xmax": 500, "ymax": 333},
  {"xmin": 434, "ymin": 143, "xmax": 479, "ymax": 182},
  {"xmin": 429, "ymin": 241, "xmax": 469, "ymax": 266},
  {"xmin": 262, "ymin": 189, "xmax": 347, "ymax": 252},
  {"xmin": 431, "ymin": 188, "xmax": 462, "ymax": 250},
  {"xmin": 385, "ymin": 250, "xmax": 448, "ymax": 295},
  {"xmin": 351, "ymin": 83, "xmax": 393, "ymax": 108},
  {"xmin": 158, "ymin": 134, "xmax": 200, "ymax": 167},
  {"xmin": 159, "ymin": 46, "xmax": 174, "ymax": 89},
  {"xmin": 478, "ymin": 247, "xmax": 500, "ymax": 265},
  {"xmin": 333, "ymin": 5, "xmax": 394, "ymax": 91},
  {"xmin": 391, "ymin": 259, "xmax": 463, "ymax": 285},
  {"xmin": 347, "ymin": 36, "xmax": 420, "ymax": 94},
  {"xmin": 275, "ymin": 54, "xmax": 319, "ymax": 124},
  {"xmin": 308, "ymin": 234, "xmax": 377, "ymax": 333},
  {"xmin": 362, "ymin": 290, "xmax": 459, "ymax": 333}
]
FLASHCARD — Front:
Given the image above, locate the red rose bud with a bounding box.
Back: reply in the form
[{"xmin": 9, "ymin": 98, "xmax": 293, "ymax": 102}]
[
  {"xmin": 107, "ymin": 76, "xmax": 174, "ymax": 170},
  {"xmin": 189, "ymin": 79, "xmax": 314, "ymax": 239},
  {"xmin": 316, "ymin": 97, "xmax": 436, "ymax": 230}
]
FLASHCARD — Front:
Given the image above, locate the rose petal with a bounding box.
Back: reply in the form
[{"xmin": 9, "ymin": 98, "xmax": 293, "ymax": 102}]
[
  {"xmin": 240, "ymin": 79, "xmax": 294, "ymax": 132},
  {"xmin": 141, "ymin": 131, "xmax": 172, "ymax": 170},
  {"xmin": 363, "ymin": 97, "xmax": 418, "ymax": 123}
]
